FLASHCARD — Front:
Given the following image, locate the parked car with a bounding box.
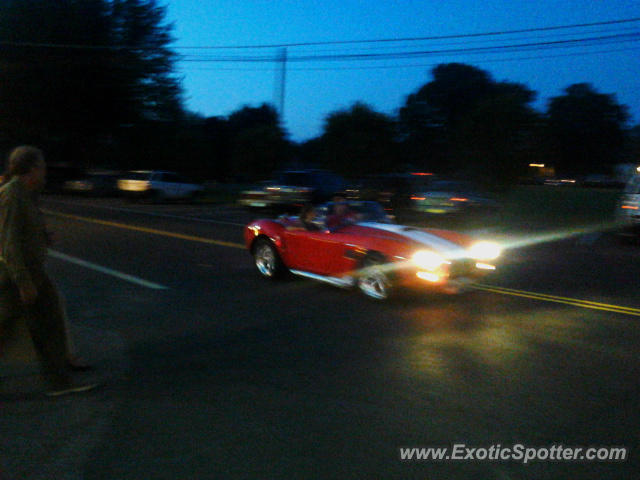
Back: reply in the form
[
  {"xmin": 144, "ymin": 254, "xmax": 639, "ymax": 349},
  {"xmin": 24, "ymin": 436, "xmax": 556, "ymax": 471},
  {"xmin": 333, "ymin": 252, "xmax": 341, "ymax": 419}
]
[
  {"xmin": 238, "ymin": 170, "xmax": 346, "ymax": 211},
  {"xmin": 117, "ymin": 170, "xmax": 204, "ymax": 202},
  {"xmin": 617, "ymin": 170, "xmax": 640, "ymax": 237},
  {"xmin": 237, "ymin": 180, "xmax": 277, "ymax": 209},
  {"xmin": 43, "ymin": 164, "xmax": 85, "ymax": 193},
  {"xmin": 409, "ymin": 179, "xmax": 499, "ymax": 215},
  {"xmin": 63, "ymin": 171, "xmax": 121, "ymax": 196},
  {"xmin": 346, "ymin": 172, "xmax": 435, "ymax": 216},
  {"xmin": 244, "ymin": 200, "xmax": 501, "ymax": 300}
]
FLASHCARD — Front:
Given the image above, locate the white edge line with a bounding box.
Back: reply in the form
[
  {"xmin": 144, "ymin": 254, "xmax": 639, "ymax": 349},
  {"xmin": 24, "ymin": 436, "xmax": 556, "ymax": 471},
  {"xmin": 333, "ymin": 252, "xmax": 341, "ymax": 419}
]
[{"xmin": 48, "ymin": 249, "xmax": 169, "ymax": 290}]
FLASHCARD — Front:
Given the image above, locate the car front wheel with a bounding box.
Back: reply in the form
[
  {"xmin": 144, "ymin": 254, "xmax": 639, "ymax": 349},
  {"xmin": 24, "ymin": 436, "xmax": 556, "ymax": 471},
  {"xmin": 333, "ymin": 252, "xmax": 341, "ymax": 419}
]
[
  {"xmin": 357, "ymin": 255, "xmax": 392, "ymax": 300},
  {"xmin": 253, "ymin": 238, "xmax": 285, "ymax": 279}
]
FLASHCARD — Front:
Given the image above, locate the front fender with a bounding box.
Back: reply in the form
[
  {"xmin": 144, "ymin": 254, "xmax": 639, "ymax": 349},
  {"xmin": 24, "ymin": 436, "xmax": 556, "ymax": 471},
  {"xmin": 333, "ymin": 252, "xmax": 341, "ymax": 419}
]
[{"xmin": 244, "ymin": 219, "xmax": 286, "ymax": 253}]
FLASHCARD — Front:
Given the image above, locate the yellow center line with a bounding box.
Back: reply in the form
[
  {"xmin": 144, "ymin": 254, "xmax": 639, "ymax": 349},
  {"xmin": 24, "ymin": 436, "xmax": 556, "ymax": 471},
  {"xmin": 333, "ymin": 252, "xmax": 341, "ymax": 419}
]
[
  {"xmin": 477, "ymin": 284, "xmax": 640, "ymax": 313},
  {"xmin": 44, "ymin": 209, "xmax": 640, "ymax": 317},
  {"xmin": 44, "ymin": 209, "xmax": 245, "ymax": 249},
  {"xmin": 475, "ymin": 283, "xmax": 640, "ymax": 313},
  {"xmin": 473, "ymin": 284, "xmax": 640, "ymax": 317}
]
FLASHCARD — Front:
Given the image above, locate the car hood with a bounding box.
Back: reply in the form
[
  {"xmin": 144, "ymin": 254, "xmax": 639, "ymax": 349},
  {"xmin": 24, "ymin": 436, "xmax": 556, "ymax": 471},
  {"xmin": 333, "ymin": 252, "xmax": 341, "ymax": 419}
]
[{"xmin": 346, "ymin": 222, "xmax": 474, "ymax": 255}]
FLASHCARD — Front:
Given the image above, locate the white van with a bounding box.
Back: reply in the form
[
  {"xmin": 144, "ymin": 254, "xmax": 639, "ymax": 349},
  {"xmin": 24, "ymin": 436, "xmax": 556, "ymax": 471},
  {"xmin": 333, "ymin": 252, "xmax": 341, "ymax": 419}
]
[{"xmin": 617, "ymin": 171, "xmax": 640, "ymax": 235}]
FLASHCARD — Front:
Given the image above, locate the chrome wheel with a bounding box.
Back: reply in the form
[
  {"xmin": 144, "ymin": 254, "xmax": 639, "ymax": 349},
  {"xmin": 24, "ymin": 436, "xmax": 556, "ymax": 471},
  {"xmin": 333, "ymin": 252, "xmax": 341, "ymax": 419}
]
[
  {"xmin": 358, "ymin": 258, "xmax": 391, "ymax": 300},
  {"xmin": 254, "ymin": 239, "xmax": 281, "ymax": 278}
]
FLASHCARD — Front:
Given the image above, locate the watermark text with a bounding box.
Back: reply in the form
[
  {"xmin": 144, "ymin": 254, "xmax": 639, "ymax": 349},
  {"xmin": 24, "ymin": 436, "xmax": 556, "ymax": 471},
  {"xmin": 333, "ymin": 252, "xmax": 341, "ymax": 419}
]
[{"xmin": 399, "ymin": 444, "xmax": 627, "ymax": 464}]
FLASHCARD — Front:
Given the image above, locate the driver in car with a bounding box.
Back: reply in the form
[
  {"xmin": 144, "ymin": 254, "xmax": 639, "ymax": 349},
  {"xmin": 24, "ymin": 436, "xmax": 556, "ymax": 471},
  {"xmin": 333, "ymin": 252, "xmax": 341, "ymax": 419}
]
[
  {"xmin": 326, "ymin": 197, "xmax": 358, "ymax": 231},
  {"xmin": 299, "ymin": 204, "xmax": 321, "ymax": 231}
]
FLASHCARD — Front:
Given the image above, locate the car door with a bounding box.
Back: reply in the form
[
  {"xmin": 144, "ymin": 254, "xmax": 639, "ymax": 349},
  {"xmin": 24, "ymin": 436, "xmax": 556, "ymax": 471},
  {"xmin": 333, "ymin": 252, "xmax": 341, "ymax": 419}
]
[{"xmin": 284, "ymin": 227, "xmax": 356, "ymax": 276}]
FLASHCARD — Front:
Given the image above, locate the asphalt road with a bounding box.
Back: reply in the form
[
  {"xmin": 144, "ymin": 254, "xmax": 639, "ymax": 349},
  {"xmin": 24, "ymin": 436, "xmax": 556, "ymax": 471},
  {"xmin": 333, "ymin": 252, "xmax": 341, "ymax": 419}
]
[{"xmin": 28, "ymin": 196, "xmax": 640, "ymax": 478}]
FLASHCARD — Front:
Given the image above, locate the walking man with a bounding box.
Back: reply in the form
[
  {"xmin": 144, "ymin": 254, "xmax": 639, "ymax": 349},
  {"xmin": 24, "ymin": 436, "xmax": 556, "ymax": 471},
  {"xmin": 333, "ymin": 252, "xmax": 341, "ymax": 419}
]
[{"xmin": 0, "ymin": 146, "xmax": 97, "ymax": 396}]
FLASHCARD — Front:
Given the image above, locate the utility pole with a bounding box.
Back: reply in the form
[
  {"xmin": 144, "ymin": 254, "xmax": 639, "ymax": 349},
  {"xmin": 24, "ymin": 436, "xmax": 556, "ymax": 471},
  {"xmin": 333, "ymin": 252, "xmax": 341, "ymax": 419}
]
[{"xmin": 274, "ymin": 47, "xmax": 287, "ymax": 120}]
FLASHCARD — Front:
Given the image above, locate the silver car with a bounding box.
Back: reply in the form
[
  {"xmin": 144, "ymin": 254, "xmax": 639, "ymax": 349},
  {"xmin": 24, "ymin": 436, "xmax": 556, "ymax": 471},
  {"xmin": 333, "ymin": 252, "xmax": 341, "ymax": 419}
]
[{"xmin": 117, "ymin": 170, "xmax": 205, "ymax": 202}]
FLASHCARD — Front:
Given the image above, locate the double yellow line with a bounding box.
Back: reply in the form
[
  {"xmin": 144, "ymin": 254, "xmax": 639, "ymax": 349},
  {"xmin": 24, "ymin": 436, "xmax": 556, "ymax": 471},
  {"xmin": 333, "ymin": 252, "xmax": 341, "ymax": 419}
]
[
  {"xmin": 46, "ymin": 209, "xmax": 640, "ymax": 317},
  {"xmin": 473, "ymin": 283, "xmax": 640, "ymax": 317}
]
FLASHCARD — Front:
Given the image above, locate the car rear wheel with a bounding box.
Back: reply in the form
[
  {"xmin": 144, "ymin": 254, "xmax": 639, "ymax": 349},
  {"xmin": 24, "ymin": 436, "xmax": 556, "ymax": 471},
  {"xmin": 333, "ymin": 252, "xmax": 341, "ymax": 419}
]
[
  {"xmin": 253, "ymin": 238, "xmax": 285, "ymax": 279},
  {"xmin": 357, "ymin": 255, "xmax": 392, "ymax": 300}
]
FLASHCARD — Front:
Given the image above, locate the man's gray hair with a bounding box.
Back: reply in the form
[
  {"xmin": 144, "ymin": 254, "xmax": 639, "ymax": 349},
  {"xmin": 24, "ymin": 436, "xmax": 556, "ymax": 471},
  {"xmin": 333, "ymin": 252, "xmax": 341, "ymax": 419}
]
[{"xmin": 4, "ymin": 145, "xmax": 44, "ymax": 182}]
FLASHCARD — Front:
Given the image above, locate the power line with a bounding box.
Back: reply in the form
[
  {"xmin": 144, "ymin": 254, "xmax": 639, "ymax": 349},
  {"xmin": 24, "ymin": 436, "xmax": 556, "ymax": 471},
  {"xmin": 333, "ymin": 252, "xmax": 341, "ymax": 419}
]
[
  {"xmin": 289, "ymin": 25, "xmax": 640, "ymax": 56},
  {"xmin": 1, "ymin": 17, "xmax": 639, "ymax": 51},
  {"xmin": 182, "ymin": 47, "xmax": 640, "ymax": 73},
  {"xmin": 9, "ymin": 30, "xmax": 637, "ymax": 70},
  {"xmin": 178, "ymin": 32, "xmax": 640, "ymax": 63},
  {"xmin": 172, "ymin": 17, "xmax": 640, "ymax": 50}
]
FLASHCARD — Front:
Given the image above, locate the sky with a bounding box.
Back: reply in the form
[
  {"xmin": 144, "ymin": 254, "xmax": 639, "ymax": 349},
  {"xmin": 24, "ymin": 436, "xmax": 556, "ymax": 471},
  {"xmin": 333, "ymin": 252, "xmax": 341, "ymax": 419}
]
[{"xmin": 163, "ymin": 1, "xmax": 640, "ymax": 142}]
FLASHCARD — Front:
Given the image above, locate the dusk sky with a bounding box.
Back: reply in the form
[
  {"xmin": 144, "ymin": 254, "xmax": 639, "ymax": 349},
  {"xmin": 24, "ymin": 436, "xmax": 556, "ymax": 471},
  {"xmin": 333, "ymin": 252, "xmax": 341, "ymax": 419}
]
[{"xmin": 164, "ymin": 1, "xmax": 640, "ymax": 142}]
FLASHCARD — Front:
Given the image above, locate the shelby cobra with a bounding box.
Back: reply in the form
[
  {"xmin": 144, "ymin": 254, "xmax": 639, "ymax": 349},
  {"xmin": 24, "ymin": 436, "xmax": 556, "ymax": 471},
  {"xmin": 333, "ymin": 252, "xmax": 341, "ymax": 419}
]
[{"xmin": 244, "ymin": 201, "xmax": 501, "ymax": 300}]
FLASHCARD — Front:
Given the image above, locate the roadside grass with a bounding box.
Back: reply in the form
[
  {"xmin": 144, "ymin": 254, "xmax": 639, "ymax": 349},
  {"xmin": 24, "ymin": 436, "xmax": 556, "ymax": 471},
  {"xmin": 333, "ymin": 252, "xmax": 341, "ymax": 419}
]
[
  {"xmin": 496, "ymin": 185, "xmax": 622, "ymax": 231},
  {"xmin": 404, "ymin": 185, "xmax": 624, "ymax": 236}
]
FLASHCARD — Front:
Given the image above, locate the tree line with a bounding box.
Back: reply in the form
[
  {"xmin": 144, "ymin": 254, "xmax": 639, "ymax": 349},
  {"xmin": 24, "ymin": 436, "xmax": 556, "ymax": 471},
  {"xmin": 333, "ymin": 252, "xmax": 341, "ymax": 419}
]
[
  {"xmin": 1, "ymin": 1, "xmax": 637, "ymax": 185},
  {"xmin": 306, "ymin": 65, "xmax": 635, "ymax": 186}
]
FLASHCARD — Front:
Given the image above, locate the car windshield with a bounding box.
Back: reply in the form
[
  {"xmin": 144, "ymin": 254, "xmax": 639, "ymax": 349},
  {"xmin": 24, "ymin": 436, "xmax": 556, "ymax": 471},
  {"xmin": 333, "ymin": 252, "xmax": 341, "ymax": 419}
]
[
  {"xmin": 348, "ymin": 201, "xmax": 392, "ymax": 222},
  {"xmin": 316, "ymin": 201, "xmax": 393, "ymax": 224}
]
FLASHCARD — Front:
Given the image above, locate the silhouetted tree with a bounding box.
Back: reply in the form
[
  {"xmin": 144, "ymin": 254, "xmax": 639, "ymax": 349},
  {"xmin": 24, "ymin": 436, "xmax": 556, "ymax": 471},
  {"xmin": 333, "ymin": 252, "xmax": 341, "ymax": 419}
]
[
  {"xmin": 318, "ymin": 102, "xmax": 398, "ymax": 176},
  {"xmin": 404, "ymin": 63, "xmax": 494, "ymax": 129},
  {"xmin": 454, "ymin": 82, "xmax": 541, "ymax": 186},
  {"xmin": 198, "ymin": 116, "xmax": 232, "ymax": 179},
  {"xmin": 545, "ymin": 83, "xmax": 629, "ymax": 175},
  {"xmin": 109, "ymin": 0, "xmax": 183, "ymax": 123},
  {"xmin": 399, "ymin": 63, "xmax": 541, "ymax": 184},
  {"xmin": 0, "ymin": 1, "xmax": 112, "ymax": 147},
  {"xmin": 624, "ymin": 125, "xmax": 640, "ymax": 165},
  {"xmin": 399, "ymin": 64, "xmax": 495, "ymax": 169},
  {"xmin": 226, "ymin": 104, "xmax": 289, "ymax": 179},
  {"xmin": 0, "ymin": 0, "xmax": 183, "ymax": 166}
]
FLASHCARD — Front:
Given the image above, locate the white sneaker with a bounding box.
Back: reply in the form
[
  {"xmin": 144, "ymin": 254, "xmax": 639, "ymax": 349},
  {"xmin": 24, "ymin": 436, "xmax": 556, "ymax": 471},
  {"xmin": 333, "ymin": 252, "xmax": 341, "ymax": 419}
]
[{"xmin": 45, "ymin": 382, "xmax": 100, "ymax": 397}]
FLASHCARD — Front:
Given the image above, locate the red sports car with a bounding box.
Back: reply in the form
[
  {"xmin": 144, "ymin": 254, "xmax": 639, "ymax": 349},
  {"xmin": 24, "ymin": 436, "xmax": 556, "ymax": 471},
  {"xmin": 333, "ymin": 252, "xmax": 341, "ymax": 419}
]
[{"xmin": 244, "ymin": 201, "xmax": 501, "ymax": 300}]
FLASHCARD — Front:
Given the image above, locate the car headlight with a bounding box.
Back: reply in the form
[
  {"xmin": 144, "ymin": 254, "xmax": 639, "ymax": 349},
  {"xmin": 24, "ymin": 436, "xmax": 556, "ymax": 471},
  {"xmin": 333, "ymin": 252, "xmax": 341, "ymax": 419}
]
[
  {"xmin": 468, "ymin": 241, "xmax": 501, "ymax": 261},
  {"xmin": 412, "ymin": 250, "xmax": 448, "ymax": 271}
]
